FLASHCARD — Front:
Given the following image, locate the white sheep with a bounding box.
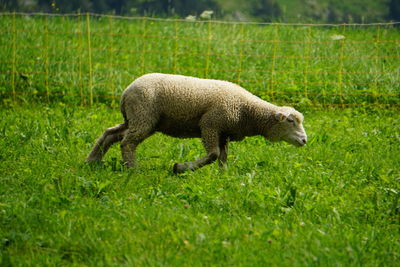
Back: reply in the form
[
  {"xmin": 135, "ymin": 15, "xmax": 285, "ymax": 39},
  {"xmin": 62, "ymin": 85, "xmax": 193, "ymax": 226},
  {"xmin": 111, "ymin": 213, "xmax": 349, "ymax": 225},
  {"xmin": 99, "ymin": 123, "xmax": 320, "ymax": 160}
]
[{"xmin": 86, "ymin": 73, "xmax": 307, "ymax": 173}]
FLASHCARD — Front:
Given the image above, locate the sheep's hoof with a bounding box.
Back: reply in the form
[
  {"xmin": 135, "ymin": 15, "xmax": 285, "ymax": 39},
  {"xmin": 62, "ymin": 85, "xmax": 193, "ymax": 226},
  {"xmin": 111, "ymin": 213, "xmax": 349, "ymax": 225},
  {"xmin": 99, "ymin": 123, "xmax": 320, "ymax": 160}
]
[
  {"xmin": 122, "ymin": 162, "xmax": 134, "ymax": 170},
  {"xmin": 173, "ymin": 163, "xmax": 186, "ymax": 174},
  {"xmin": 218, "ymin": 163, "xmax": 228, "ymax": 171}
]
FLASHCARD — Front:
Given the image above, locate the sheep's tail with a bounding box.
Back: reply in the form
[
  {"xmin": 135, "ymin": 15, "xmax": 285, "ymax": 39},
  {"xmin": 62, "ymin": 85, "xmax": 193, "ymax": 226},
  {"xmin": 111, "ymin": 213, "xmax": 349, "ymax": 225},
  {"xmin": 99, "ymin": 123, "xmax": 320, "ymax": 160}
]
[
  {"xmin": 86, "ymin": 121, "xmax": 128, "ymax": 163},
  {"xmin": 108, "ymin": 122, "xmax": 128, "ymax": 133}
]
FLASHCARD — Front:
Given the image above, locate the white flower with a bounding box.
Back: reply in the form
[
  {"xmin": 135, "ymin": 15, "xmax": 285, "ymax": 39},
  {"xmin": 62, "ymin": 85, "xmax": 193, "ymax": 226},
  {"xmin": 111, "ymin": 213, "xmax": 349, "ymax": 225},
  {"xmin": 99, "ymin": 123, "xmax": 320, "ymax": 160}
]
[
  {"xmin": 330, "ymin": 34, "xmax": 345, "ymax": 41},
  {"xmin": 185, "ymin": 15, "xmax": 196, "ymax": 21},
  {"xmin": 200, "ymin": 10, "xmax": 214, "ymax": 19}
]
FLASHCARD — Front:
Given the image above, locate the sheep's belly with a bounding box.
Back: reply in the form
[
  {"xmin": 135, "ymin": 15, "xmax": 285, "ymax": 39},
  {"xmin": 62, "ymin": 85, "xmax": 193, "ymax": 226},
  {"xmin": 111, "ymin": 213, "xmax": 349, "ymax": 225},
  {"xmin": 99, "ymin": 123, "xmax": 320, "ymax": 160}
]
[{"xmin": 155, "ymin": 117, "xmax": 201, "ymax": 138}]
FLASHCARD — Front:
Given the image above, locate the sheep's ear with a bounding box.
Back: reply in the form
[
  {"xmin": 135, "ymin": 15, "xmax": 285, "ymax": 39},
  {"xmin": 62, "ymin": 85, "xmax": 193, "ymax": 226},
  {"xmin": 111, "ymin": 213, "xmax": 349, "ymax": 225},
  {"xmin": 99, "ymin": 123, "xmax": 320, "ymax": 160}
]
[{"xmin": 275, "ymin": 112, "xmax": 288, "ymax": 121}]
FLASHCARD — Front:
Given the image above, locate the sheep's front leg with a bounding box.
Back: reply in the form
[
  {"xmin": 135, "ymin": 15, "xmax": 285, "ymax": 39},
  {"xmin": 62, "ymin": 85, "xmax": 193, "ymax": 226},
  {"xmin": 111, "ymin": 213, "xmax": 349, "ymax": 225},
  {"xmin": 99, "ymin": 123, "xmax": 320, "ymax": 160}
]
[{"xmin": 173, "ymin": 129, "xmax": 220, "ymax": 174}]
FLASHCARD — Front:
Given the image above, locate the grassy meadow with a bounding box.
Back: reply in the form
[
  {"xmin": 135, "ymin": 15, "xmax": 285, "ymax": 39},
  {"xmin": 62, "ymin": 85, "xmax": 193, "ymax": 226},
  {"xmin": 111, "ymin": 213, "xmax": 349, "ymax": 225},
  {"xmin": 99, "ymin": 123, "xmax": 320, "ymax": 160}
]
[
  {"xmin": 0, "ymin": 13, "xmax": 400, "ymax": 266},
  {"xmin": 0, "ymin": 13, "xmax": 399, "ymax": 106},
  {"xmin": 0, "ymin": 104, "xmax": 399, "ymax": 265}
]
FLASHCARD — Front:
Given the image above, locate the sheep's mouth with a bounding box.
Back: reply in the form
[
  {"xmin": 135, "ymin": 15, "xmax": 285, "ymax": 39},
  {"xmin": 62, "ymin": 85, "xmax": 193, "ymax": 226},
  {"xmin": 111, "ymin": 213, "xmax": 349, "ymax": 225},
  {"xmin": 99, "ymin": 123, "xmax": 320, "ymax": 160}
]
[
  {"xmin": 296, "ymin": 141, "xmax": 306, "ymax": 147},
  {"xmin": 296, "ymin": 138, "xmax": 307, "ymax": 147},
  {"xmin": 289, "ymin": 138, "xmax": 307, "ymax": 147}
]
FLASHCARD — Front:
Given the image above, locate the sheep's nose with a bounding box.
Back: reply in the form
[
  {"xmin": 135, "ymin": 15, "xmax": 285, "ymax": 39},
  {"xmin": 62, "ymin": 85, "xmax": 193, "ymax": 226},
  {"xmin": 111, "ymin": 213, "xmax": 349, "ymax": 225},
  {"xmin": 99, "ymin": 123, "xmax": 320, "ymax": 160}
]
[{"xmin": 301, "ymin": 138, "xmax": 307, "ymax": 145}]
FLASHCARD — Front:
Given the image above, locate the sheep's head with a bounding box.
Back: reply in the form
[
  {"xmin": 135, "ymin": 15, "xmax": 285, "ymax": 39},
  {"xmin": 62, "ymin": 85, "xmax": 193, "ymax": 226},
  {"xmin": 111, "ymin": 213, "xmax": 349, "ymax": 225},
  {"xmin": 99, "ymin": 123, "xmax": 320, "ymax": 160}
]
[{"xmin": 268, "ymin": 107, "xmax": 307, "ymax": 147}]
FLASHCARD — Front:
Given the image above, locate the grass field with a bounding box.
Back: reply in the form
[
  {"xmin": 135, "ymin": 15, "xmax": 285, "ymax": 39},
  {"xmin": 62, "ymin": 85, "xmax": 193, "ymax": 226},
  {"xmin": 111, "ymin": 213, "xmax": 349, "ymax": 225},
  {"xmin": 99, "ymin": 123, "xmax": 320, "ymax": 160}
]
[
  {"xmin": 0, "ymin": 104, "xmax": 399, "ymax": 265},
  {"xmin": 0, "ymin": 13, "xmax": 399, "ymax": 106},
  {"xmin": 0, "ymin": 13, "xmax": 400, "ymax": 266}
]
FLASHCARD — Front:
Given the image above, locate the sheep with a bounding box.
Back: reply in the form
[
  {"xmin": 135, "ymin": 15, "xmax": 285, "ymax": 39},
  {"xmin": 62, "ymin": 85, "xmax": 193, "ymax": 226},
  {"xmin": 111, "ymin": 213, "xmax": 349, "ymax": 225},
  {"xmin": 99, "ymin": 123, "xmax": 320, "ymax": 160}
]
[{"xmin": 86, "ymin": 73, "xmax": 307, "ymax": 173}]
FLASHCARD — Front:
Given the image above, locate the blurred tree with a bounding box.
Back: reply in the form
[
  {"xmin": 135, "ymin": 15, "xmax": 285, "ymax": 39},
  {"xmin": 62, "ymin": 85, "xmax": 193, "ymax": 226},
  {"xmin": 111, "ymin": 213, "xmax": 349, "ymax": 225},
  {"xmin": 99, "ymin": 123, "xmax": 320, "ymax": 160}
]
[
  {"xmin": 388, "ymin": 0, "xmax": 400, "ymax": 21},
  {"xmin": 249, "ymin": 0, "xmax": 281, "ymax": 21},
  {"xmin": 303, "ymin": 0, "xmax": 329, "ymax": 21},
  {"xmin": 35, "ymin": 0, "xmax": 92, "ymax": 13},
  {"xmin": 0, "ymin": 0, "xmax": 397, "ymax": 22},
  {"xmin": 0, "ymin": 0, "xmax": 20, "ymax": 11},
  {"xmin": 325, "ymin": 0, "xmax": 388, "ymax": 23},
  {"xmin": 135, "ymin": 0, "xmax": 220, "ymax": 16}
]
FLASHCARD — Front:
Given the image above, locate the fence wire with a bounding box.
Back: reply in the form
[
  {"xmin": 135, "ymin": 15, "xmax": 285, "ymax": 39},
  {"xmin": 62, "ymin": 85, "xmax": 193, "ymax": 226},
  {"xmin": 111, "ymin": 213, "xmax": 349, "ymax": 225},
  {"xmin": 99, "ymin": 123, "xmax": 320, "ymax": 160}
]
[{"xmin": 0, "ymin": 12, "xmax": 399, "ymax": 107}]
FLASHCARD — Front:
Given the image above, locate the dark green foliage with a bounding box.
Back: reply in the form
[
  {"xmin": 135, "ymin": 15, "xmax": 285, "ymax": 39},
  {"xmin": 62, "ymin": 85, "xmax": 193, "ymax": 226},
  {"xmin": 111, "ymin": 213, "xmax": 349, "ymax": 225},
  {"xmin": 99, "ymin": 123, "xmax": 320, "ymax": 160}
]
[
  {"xmin": 1, "ymin": 0, "xmax": 399, "ymax": 22},
  {"xmin": 248, "ymin": 0, "xmax": 282, "ymax": 22},
  {"xmin": 388, "ymin": 0, "xmax": 400, "ymax": 21},
  {"xmin": 136, "ymin": 0, "xmax": 221, "ymax": 17},
  {"xmin": 2, "ymin": 0, "xmax": 222, "ymax": 17}
]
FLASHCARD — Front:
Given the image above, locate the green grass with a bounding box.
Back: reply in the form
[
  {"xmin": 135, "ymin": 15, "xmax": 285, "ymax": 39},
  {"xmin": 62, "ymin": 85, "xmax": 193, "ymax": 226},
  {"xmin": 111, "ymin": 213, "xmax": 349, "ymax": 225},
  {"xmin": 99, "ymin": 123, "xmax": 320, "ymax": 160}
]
[
  {"xmin": 0, "ymin": 12, "xmax": 399, "ymax": 266},
  {"xmin": 0, "ymin": 104, "xmax": 399, "ymax": 265},
  {"xmin": 0, "ymin": 13, "xmax": 399, "ymax": 106}
]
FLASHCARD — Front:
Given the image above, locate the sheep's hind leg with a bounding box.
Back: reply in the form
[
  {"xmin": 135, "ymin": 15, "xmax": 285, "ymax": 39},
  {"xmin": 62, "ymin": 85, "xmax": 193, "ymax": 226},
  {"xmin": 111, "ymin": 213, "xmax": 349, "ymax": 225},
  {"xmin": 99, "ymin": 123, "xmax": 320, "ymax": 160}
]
[
  {"xmin": 218, "ymin": 137, "xmax": 229, "ymax": 169},
  {"xmin": 173, "ymin": 129, "xmax": 220, "ymax": 174},
  {"xmin": 86, "ymin": 123, "xmax": 127, "ymax": 163},
  {"xmin": 120, "ymin": 127, "xmax": 154, "ymax": 168}
]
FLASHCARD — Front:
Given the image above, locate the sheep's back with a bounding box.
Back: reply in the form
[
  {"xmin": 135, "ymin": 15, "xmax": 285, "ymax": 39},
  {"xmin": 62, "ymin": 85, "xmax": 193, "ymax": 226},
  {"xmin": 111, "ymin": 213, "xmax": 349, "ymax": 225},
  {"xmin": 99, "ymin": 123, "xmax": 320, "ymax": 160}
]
[
  {"xmin": 121, "ymin": 73, "xmax": 264, "ymax": 137},
  {"xmin": 131, "ymin": 73, "xmax": 249, "ymax": 117}
]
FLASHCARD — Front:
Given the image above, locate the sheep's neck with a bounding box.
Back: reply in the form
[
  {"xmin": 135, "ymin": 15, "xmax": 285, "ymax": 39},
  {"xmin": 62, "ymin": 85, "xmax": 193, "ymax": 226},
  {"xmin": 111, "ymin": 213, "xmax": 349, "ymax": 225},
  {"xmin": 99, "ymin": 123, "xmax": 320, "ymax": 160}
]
[{"xmin": 242, "ymin": 101, "xmax": 276, "ymax": 138}]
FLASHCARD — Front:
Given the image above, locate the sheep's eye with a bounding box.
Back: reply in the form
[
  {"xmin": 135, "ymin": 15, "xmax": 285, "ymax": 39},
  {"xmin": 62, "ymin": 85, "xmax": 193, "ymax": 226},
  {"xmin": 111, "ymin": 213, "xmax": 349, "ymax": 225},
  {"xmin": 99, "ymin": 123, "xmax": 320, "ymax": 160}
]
[{"xmin": 287, "ymin": 118, "xmax": 294, "ymax": 123}]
